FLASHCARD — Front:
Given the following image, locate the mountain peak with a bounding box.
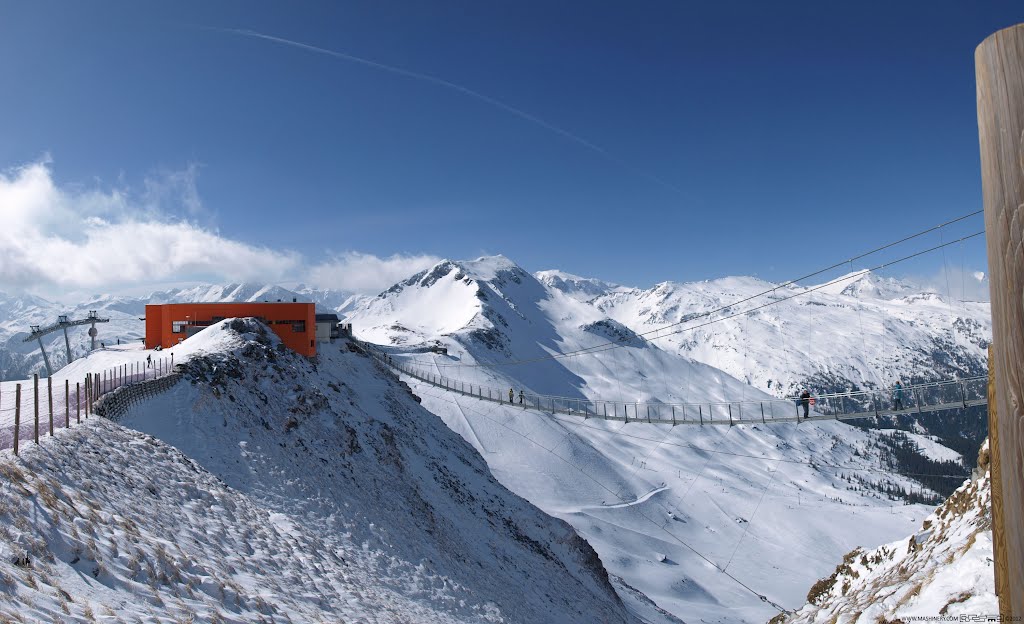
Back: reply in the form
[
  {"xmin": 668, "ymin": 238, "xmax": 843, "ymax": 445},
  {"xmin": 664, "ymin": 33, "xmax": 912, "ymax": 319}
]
[
  {"xmin": 812, "ymin": 271, "xmax": 919, "ymax": 300},
  {"xmin": 536, "ymin": 269, "xmax": 622, "ymax": 300},
  {"xmin": 387, "ymin": 255, "xmax": 530, "ymax": 296}
]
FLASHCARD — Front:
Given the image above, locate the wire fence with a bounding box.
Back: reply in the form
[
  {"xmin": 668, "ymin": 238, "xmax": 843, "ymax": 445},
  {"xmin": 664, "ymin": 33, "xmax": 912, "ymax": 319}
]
[
  {"xmin": 0, "ymin": 354, "xmax": 178, "ymax": 453},
  {"xmin": 360, "ymin": 344, "xmax": 988, "ymax": 426}
]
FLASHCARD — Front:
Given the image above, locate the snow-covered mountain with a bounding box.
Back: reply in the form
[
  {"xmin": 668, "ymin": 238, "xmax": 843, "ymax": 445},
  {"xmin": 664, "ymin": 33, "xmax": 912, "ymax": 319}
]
[
  {"xmin": 0, "ymin": 320, "xmax": 655, "ymax": 623},
  {"xmin": 561, "ymin": 269, "xmax": 991, "ymax": 482},
  {"xmin": 578, "ymin": 271, "xmax": 989, "ymax": 398},
  {"xmin": 337, "ymin": 255, "xmax": 985, "ymax": 622},
  {"xmin": 783, "ymin": 441, "xmax": 997, "ymax": 622},
  {"xmin": 0, "ymin": 253, "xmax": 993, "ymax": 623}
]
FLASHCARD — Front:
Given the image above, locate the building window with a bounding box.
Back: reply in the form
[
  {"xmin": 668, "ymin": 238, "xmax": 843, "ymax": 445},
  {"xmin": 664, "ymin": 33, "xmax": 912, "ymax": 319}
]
[
  {"xmin": 172, "ymin": 321, "xmax": 189, "ymax": 334},
  {"xmin": 292, "ymin": 321, "xmax": 305, "ymax": 333}
]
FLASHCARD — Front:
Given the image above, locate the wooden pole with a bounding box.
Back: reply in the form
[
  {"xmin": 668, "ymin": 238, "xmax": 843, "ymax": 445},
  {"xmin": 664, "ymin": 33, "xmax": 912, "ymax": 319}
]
[
  {"xmin": 47, "ymin": 376, "xmax": 53, "ymax": 436},
  {"xmin": 65, "ymin": 379, "xmax": 69, "ymax": 429},
  {"xmin": 977, "ymin": 23, "xmax": 1024, "ymax": 616},
  {"xmin": 76, "ymin": 381, "xmax": 81, "ymax": 424},
  {"xmin": 989, "ymin": 345, "xmax": 1009, "ymax": 612},
  {"xmin": 13, "ymin": 384, "xmax": 20, "ymax": 456}
]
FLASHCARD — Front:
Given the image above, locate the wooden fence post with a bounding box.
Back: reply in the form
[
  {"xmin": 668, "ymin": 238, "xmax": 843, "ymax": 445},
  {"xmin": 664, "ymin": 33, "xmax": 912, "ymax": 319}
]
[
  {"xmin": 977, "ymin": 22, "xmax": 1024, "ymax": 616},
  {"xmin": 65, "ymin": 379, "xmax": 70, "ymax": 429},
  {"xmin": 47, "ymin": 376, "xmax": 53, "ymax": 436},
  {"xmin": 76, "ymin": 381, "xmax": 81, "ymax": 424},
  {"xmin": 13, "ymin": 384, "xmax": 20, "ymax": 456}
]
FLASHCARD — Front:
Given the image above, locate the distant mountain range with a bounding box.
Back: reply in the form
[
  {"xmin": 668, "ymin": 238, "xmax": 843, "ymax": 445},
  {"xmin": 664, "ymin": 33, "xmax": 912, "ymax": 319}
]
[
  {"xmin": 0, "ymin": 256, "xmax": 993, "ymax": 622},
  {"xmin": 337, "ymin": 255, "xmax": 990, "ymax": 491},
  {"xmin": 0, "ymin": 283, "xmax": 353, "ymax": 381}
]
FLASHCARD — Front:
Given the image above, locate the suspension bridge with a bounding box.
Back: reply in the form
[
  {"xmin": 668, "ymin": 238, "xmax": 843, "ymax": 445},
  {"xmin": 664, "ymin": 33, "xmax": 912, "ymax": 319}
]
[{"xmin": 366, "ymin": 346, "xmax": 988, "ymax": 426}]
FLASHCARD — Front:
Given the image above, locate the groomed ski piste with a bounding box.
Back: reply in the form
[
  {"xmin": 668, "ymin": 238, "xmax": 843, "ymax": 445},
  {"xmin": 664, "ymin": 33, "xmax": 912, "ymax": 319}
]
[{"xmin": 0, "ymin": 319, "xmax": 676, "ymax": 624}]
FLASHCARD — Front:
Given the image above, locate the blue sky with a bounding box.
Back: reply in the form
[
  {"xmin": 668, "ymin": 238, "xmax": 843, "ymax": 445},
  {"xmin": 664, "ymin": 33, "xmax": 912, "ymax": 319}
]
[{"xmin": 0, "ymin": 1, "xmax": 1018, "ymax": 297}]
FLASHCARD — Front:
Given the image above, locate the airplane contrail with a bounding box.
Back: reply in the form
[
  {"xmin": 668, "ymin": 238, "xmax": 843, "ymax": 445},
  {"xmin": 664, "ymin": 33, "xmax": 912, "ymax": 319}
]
[{"xmin": 218, "ymin": 28, "xmax": 691, "ymax": 200}]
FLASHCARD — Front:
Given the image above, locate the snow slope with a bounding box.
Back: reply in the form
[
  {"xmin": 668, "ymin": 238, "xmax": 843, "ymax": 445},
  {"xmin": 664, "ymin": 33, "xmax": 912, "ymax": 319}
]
[
  {"xmin": 0, "ymin": 319, "xmax": 652, "ymax": 623},
  {"xmin": 783, "ymin": 441, "xmax": 997, "ymax": 622},
  {"xmin": 540, "ymin": 267, "xmax": 991, "ymax": 491},
  {"xmin": 580, "ymin": 272, "xmax": 990, "ymax": 398},
  {"xmin": 340, "ymin": 256, "xmax": 951, "ymax": 622}
]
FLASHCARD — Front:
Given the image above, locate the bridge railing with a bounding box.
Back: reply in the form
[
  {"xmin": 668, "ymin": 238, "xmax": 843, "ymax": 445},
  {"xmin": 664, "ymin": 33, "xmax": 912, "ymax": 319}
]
[{"xmin": 362, "ymin": 344, "xmax": 986, "ymax": 425}]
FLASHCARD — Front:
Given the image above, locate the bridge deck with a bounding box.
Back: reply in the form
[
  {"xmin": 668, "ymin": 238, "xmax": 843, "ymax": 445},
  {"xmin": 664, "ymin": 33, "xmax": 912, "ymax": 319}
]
[{"xmin": 371, "ymin": 347, "xmax": 988, "ymax": 427}]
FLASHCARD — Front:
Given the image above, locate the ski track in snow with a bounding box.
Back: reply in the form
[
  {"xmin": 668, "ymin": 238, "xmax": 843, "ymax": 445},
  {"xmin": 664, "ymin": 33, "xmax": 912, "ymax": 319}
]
[{"xmin": 591, "ymin": 485, "xmax": 671, "ymax": 509}]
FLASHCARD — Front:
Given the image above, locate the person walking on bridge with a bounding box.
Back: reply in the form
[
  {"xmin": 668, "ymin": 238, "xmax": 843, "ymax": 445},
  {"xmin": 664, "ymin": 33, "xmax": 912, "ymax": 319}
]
[
  {"xmin": 518, "ymin": 389, "xmax": 524, "ymax": 404},
  {"xmin": 508, "ymin": 388, "xmax": 514, "ymax": 403},
  {"xmin": 892, "ymin": 381, "xmax": 904, "ymax": 411},
  {"xmin": 800, "ymin": 389, "xmax": 811, "ymax": 420}
]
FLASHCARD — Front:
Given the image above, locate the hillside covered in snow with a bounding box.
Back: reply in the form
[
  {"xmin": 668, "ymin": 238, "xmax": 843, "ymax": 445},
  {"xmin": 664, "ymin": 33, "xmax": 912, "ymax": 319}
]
[
  {"xmin": 337, "ymin": 255, "xmax": 987, "ymax": 622},
  {"xmin": 0, "ymin": 319, "xmax": 654, "ymax": 623},
  {"xmin": 340, "ymin": 255, "xmax": 989, "ymax": 493},
  {"xmin": 781, "ymin": 441, "xmax": 997, "ymax": 622}
]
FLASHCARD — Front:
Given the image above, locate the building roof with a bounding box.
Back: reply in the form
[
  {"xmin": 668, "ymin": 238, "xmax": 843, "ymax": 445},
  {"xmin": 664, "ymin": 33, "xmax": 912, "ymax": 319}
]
[
  {"xmin": 146, "ymin": 301, "xmax": 310, "ymax": 306},
  {"xmin": 315, "ymin": 313, "xmax": 340, "ymax": 322}
]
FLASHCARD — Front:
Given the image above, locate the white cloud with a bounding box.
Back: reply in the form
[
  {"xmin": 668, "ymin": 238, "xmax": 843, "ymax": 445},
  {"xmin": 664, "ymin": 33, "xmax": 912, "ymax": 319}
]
[
  {"xmin": 142, "ymin": 162, "xmax": 205, "ymax": 218},
  {"xmin": 924, "ymin": 265, "xmax": 990, "ymax": 302},
  {"xmin": 309, "ymin": 252, "xmax": 441, "ymax": 292},
  {"xmin": 0, "ymin": 161, "xmax": 299, "ymax": 292},
  {"xmin": 0, "ymin": 160, "xmax": 437, "ymax": 298}
]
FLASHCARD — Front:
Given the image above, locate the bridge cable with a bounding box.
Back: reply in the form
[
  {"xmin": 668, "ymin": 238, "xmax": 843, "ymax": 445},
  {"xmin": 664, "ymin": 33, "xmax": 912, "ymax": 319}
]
[
  {"xmin": 724, "ymin": 457, "xmax": 783, "ymax": 573},
  {"xmin": 852, "ymin": 259, "xmax": 871, "ymax": 391},
  {"xmin": 941, "ymin": 228, "xmax": 957, "ymax": 326}
]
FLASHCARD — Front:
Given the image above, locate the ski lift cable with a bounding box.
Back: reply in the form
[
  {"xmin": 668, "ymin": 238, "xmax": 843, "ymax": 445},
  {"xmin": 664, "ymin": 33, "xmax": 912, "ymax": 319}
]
[{"xmin": 414, "ymin": 230, "xmax": 985, "ymax": 369}]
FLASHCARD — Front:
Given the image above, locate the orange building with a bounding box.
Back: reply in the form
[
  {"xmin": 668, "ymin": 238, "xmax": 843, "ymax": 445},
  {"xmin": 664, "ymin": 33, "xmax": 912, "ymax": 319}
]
[{"xmin": 145, "ymin": 302, "xmax": 317, "ymax": 357}]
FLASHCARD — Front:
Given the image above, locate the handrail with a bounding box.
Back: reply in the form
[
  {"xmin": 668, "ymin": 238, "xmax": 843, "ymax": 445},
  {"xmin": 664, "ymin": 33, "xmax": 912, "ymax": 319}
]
[{"xmin": 358, "ymin": 341, "xmax": 988, "ymax": 426}]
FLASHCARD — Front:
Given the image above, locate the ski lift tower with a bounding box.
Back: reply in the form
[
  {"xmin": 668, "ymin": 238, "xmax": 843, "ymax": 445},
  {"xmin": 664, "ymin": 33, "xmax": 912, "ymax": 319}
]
[{"xmin": 23, "ymin": 311, "xmax": 110, "ymax": 376}]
